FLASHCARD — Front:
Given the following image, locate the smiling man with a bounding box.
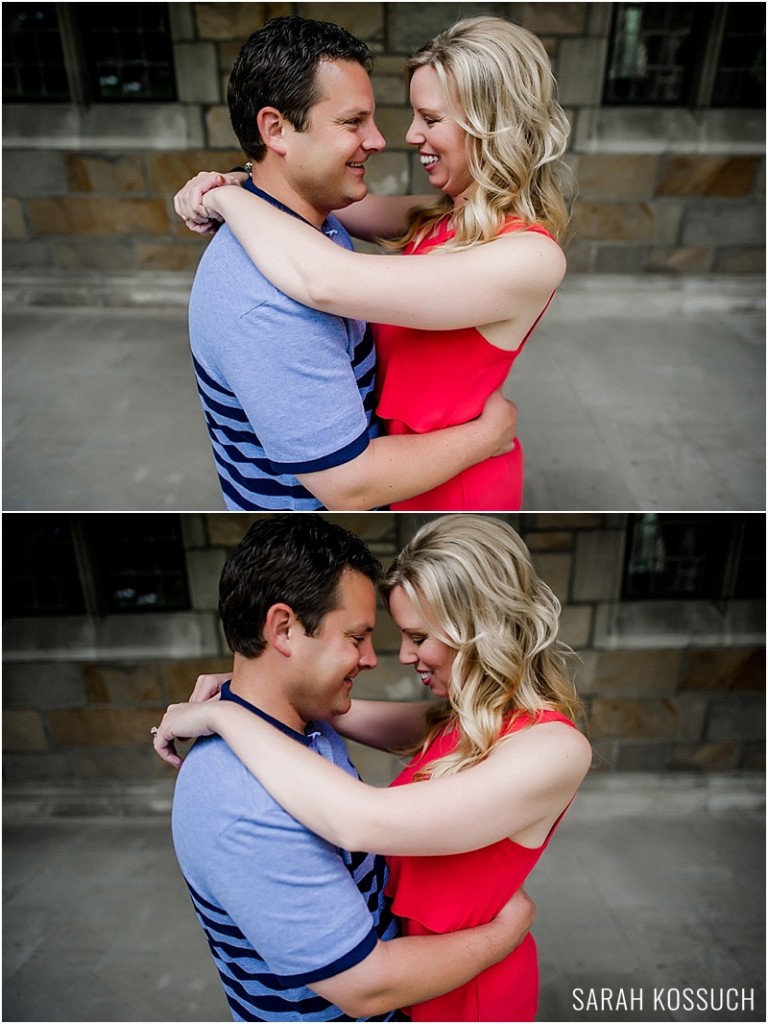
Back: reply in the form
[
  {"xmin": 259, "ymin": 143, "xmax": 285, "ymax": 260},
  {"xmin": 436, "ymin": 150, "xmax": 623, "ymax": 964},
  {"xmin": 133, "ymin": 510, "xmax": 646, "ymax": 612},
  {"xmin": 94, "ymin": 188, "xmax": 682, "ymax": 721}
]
[
  {"xmin": 187, "ymin": 15, "xmax": 517, "ymax": 510},
  {"xmin": 170, "ymin": 515, "xmax": 535, "ymax": 1021}
]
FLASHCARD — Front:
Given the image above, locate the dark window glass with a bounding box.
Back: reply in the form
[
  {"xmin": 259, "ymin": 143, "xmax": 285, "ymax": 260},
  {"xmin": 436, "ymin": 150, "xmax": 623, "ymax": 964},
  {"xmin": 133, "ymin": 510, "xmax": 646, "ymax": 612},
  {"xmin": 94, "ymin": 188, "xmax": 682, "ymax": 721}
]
[
  {"xmin": 604, "ymin": 2, "xmax": 703, "ymax": 105},
  {"xmin": 88, "ymin": 515, "xmax": 190, "ymax": 613},
  {"xmin": 3, "ymin": 516, "xmax": 86, "ymax": 616},
  {"xmin": 2, "ymin": 3, "xmax": 70, "ymax": 101},
  {"xmin": 732, "ymin": 517, "xmax": 766, "ymax": 599},
  {"xmin": 623, "ymin": 514, "xmax": 763, "ymax": 601},
  {"xmin": 78, "ymin": 4, "xmax": 176, "ymax": 101},
  {"xmin": 711, "ymin": 4, "xmax": 766, "ymax": 107}
]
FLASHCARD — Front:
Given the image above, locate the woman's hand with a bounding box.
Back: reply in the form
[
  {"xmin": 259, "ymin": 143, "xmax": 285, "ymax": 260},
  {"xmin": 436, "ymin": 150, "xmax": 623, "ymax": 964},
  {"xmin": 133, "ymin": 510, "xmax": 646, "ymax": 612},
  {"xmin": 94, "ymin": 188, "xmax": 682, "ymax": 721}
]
[
  {"xmin": 153, "ymin": 700, "xmax": 221, "ymax": 768},
  {"xmin": 188, "ymin": 671, "xmax": 230, "ymax": 703},
  {"xmin": 173, "ymin": 170, "xmax": 247, "ymax": 235}
]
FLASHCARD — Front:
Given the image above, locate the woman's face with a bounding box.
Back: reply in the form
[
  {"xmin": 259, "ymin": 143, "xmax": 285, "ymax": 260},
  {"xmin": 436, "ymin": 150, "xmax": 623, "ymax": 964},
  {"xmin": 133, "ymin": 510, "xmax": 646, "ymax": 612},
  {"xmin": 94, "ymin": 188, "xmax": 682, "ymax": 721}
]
[
  {"xmin": 405, "ymin": 64, "xmax": 473, "ymax": 204},
  {"xmin": 388, "ymin": 585, "xmax": 455, "ymax": 699}
]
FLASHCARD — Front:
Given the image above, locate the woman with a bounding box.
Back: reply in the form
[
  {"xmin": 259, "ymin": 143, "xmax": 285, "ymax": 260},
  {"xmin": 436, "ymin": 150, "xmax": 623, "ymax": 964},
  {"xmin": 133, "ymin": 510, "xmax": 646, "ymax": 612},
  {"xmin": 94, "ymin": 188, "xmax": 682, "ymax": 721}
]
[
  {"xmin": 177, "ymin": 17, "xmax": 574, "ymax": 510},
  {"xmin": 155, "ymin": 515, "xmax": 592, "ymax": 1022}
]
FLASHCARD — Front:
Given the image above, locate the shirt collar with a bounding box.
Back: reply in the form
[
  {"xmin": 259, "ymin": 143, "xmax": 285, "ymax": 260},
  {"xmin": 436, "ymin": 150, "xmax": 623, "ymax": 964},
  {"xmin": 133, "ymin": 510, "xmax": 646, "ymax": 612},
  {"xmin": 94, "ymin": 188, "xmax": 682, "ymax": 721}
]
[
  {"xmin": 220, "ymin": 679, "xmax": 314, "ymax": 746},
  {"xmin": 243, "ymin": 179, "xmax": 337, "ymax": 237}
]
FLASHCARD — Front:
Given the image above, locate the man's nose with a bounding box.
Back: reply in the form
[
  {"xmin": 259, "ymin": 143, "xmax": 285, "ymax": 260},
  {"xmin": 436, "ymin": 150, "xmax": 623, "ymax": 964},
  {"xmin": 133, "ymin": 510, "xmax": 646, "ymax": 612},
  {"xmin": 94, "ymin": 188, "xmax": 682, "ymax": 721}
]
[
  {"xmin": 359, "ymin": 639, "xmax": 378, "ymax": 669},
  {"xmin": 363, "ymin": 121, "xmax": 386, "ymax": 152}
]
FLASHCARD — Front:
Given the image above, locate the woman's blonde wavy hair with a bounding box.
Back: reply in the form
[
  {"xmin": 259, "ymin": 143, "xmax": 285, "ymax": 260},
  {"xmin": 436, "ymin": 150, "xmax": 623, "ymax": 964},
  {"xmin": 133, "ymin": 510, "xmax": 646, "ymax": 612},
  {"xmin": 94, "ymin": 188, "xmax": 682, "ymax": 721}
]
[
  {"xmin": 381, "ymin": 515, "xmax": 585, "ymax": 780},
  {"xmin": 391, "ymin": 16, "xmax": 575, "ymax": 251}
]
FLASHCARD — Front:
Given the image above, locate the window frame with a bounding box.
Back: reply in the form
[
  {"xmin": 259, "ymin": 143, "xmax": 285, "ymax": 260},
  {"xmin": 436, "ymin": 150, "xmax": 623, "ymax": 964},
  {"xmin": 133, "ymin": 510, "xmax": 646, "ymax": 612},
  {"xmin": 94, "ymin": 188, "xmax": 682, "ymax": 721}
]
[
  {"xmin": 3, "ymin": 1, "xmax": 178, "ymax": 105},
  {"xmin": 4, "ymin": 514, "xmax": 192, "ymax": 620},
  {"xmin": 603, "ymin": 1, "xmax": 765, "ymax": 110}
]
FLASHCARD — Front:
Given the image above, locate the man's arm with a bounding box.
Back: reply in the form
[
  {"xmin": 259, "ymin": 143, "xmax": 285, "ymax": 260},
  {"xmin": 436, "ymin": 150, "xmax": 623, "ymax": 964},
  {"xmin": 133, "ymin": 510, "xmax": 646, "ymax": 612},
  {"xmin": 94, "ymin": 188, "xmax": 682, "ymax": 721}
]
[
  {"xmin": 299, "ymin": 389, "xmax": 517, "ymax": 511},
  {"xmin": 332, "ymin": 699, "xmax": 432, "ymax": 751},
  {"xmin": 311, "ymin": 888, "xmax": 535, "ymax": 1018}
]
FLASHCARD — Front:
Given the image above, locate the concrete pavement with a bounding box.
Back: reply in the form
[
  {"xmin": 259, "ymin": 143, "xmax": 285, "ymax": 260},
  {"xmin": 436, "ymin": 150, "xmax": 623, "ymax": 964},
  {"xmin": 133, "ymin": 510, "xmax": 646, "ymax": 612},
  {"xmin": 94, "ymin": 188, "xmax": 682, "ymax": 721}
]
[
  {"xmin": 2, "ymin": 273, "xmax": 764, "ymax": 511},
  {"xmin": 2, "ymin": 774, "xmax": 764, "ymax": 1023}
]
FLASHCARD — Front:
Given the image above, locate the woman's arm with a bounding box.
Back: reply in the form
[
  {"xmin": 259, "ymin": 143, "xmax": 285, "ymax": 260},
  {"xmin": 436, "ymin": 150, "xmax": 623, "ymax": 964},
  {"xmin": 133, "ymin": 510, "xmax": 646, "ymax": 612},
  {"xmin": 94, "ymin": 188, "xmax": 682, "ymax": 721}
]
[
  {"xmin": 154, "ymin": 700, "xmax": 591, "ymax": 856},
  {"xmin": 173, "ymin": 170, "xmax": 433, "ymax": 243},
  {"xmin": 204, "ymin": 186, "xmax": 565, "ymax": 340},
  {"xmin": 333, "ymin": 699, "xmax": 433, "ymax": 751},
  {"xmin": 184, "ymin": 676, "xmax": 431, "ymax": 752},
  {"xmin": 174, "ymin": 170, "xmax": 249, "ymax": 234}
]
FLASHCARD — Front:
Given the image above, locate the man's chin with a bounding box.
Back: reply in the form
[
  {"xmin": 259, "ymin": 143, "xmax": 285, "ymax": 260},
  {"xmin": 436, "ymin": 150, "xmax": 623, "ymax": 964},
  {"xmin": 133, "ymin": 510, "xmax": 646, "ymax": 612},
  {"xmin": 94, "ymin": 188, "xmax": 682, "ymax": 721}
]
[{"xmin": 332, "ymin": 186, "xmax": 368, "ymax": 210}]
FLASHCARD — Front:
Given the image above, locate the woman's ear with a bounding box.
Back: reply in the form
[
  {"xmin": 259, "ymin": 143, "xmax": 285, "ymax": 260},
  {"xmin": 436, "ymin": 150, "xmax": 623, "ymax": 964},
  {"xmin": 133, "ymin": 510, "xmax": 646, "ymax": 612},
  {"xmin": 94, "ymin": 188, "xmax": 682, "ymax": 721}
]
[{"xmin": 256, "ymin": 107, "xmax": 289, "ymax": 156}]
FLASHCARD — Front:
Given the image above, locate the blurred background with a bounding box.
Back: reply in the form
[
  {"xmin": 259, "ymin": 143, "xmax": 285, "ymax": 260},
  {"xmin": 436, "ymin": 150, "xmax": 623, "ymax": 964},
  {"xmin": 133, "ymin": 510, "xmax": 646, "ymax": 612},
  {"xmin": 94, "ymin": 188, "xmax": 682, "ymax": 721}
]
[
  {"xmin": 2, "ymin": 2, "xmax": 766, "ymax": 511},
  {"xmin": 3, "ymin": 2, "xmax": 765, "ymax": 277},
  {"xmin": 4, "ymin": 511, "xmax": 765, "ymax": 788},
  {"xmin": 3, "ymin": 512, "xmax": 765, "ymax": 1020}
]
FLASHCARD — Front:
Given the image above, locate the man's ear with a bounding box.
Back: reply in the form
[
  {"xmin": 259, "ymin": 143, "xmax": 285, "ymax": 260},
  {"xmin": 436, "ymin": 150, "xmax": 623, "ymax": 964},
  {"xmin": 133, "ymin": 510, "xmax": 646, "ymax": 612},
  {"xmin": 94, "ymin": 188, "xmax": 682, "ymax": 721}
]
[
  {"xmin": 256, "ymin": 107, "xmax": 289, "ymax": 156},
  {"xmin": 264, "ymin": 603, "xmax": 297, "ymax": 656}
]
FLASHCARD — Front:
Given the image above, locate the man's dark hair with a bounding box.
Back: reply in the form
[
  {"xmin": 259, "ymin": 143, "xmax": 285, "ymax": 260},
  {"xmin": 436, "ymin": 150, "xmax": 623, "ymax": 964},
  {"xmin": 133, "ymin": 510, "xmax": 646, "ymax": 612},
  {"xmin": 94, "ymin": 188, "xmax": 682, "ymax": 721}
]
[
  {"xmin": 219, "ymin": 514, "xmax": 382, "ymax": 659},
  {"xmin": 228, "ymin": 15, "xmax": 373, "ymax": 162}
]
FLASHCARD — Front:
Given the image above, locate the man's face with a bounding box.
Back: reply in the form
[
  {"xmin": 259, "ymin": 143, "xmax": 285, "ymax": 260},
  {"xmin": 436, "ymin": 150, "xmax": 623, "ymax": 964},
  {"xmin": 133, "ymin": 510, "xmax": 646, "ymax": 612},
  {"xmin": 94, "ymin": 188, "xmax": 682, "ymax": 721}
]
[
  {"xmin": 282, "ymin": 59, "xmax": 386, "ymax": 219},
  {"xmin": 285, "ymin": 569, "xmax": 378, "ymax": 727}
]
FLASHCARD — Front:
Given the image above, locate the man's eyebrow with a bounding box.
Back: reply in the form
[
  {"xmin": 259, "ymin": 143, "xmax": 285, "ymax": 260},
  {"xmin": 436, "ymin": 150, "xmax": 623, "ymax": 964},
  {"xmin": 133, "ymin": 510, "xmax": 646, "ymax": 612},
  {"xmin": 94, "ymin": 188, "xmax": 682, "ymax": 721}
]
[{"xmin": 335, "ymin": 107, "xmax": 372, "ymax": 119}]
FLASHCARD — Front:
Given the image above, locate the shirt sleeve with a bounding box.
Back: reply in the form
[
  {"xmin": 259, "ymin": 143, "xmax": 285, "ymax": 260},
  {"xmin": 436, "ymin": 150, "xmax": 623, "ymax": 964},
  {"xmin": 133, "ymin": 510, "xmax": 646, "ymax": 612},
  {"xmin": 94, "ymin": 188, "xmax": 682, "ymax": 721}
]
[
  {"xmin": 208, "ymin": 767, "xmax": 378, "ymax": 983},
  {"xmin": 219, "ymin": 294, "xmax": 372, "ymax": 474}
]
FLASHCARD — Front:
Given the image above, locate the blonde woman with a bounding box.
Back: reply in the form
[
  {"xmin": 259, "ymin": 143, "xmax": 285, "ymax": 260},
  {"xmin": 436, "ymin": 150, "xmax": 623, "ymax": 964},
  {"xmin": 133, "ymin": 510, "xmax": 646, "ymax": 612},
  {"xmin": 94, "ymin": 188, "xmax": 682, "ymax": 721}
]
[
  {"xmin": 155, "ymin": 515, "xmax": 592, "ymax": 1022},
  {"xmin": 176, "ymin": 17, "xmax": 574, "ymax": 511}
]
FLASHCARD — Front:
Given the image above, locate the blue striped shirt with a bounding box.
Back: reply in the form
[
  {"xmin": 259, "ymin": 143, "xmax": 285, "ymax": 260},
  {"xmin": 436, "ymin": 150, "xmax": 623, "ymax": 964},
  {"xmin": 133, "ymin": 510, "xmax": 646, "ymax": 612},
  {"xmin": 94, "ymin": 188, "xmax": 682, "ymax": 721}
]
[
  {"xmin": 189, "ymin": 182, "xmax": 379, "ymax": 510},
  {"xmin": 172, "ymin": 683, "xmax": 400, "ymax": 1022}
]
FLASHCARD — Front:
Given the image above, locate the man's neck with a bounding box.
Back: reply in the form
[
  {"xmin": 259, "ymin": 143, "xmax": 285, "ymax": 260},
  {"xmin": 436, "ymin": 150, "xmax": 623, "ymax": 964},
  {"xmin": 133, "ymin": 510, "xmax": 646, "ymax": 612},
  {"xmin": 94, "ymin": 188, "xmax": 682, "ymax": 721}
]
[
  {"xmin": 249, "ymin": 168, "xmax": 328, "ymax": 229},
  {"xmin": 229, "ymin": 653, "xmax": 307, "ymax": 734}
]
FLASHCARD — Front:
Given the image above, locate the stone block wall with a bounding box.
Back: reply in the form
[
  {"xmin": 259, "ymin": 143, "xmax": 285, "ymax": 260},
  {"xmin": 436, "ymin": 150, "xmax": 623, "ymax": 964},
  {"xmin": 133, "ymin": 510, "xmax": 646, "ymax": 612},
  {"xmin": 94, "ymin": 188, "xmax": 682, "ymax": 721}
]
[
  {"xmin": 3, "ymin": 513, "xmax": 764, "ymax": 791},
  {"xmin": 2, "ymin": 3, "xmax": 764, "ymax": 280}
]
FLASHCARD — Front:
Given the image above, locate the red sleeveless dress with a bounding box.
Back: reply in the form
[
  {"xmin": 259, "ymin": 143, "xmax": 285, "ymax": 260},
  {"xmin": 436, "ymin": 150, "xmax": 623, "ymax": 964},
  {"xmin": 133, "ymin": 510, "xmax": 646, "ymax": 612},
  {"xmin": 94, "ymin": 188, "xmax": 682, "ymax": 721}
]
[
  {"xmin": 385, "ymin": 710, "xmax": 577, "ymax": 1022},
  {"xmin": 373, "ymin": 216, "xmax": 556, "ymax": 511}
]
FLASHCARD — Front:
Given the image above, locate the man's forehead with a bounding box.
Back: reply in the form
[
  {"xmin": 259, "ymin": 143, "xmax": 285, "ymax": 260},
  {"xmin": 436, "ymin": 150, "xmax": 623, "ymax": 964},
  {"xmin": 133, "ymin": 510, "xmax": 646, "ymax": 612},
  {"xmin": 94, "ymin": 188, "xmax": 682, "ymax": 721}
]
[{"xmin": 312, "ymin": 59, "xmax": 374, "ymax": 105}]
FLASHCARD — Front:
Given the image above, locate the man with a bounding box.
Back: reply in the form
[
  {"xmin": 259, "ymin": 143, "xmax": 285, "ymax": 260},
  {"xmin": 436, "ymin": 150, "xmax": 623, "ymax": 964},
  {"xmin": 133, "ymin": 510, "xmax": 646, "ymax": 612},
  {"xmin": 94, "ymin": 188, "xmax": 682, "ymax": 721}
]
[
  {"xmin": 165, "ymin": 515, "xmax": 534, "ymax": 1021},
  {"xmin": 185, "ymin": 15, "xmax": 517, "ymax": 510}
]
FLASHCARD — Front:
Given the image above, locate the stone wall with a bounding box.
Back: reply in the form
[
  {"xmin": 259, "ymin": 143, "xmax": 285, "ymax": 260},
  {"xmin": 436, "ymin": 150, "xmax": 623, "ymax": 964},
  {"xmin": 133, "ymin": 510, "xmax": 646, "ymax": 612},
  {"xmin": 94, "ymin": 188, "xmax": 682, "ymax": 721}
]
[
  {"xmin": 2, "ymin": 2, "xmax": 765, "ymax": 280},
  {"xmin": 3, "ymin": 513, "xmax": 764, "ymax": 794}
]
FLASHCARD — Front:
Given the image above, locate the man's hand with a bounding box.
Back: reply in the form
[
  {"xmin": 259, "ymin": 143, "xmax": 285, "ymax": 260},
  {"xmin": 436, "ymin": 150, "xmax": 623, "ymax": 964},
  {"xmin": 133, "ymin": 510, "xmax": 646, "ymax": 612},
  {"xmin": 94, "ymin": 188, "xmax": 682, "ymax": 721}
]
[
  {"xmin": 173, "ymin": 170, "xmax": 246, "ymax": 235},
  {"xmin": 491, "ymin": 888, "xmax": 536, "ymax": 953},
  {"xmin": 476, "ymin": 389, "xmax": 518, "ymax": 457}
]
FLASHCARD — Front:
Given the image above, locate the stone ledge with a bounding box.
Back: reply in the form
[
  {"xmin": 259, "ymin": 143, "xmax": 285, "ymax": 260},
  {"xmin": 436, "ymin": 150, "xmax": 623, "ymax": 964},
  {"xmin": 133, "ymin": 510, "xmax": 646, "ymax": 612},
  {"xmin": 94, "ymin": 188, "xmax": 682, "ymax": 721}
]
[
  {"xmin": 2, "ymin": 270, "xmax": 195, "ymax": 308},
  {"xmin": 3, "ymin": 269, "xmax": 764, "ymax": 314},
  {"xmin": 2, "ymin": 772, "xmax": 764, "ymax": 820},
  {"xmin": 574, "ymin": 770, "xmax": 765, "ymax": 818}
]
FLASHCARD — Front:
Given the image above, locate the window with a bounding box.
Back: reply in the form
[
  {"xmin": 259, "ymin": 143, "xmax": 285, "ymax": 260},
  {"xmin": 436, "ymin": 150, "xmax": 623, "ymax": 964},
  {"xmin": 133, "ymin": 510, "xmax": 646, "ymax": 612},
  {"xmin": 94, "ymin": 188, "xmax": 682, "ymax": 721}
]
[
  {"xmin": 80, "ymin": 4, "xmax": 176, "ymax": 102},
  {"xmin": 605, "ymin": 2, "xmax": 765, "ymax": 107},
  {"xmin": 3, "ymin": 514, "xmax": 190, "ymax": 617},
  {"xmin": 2, "ymin": 2, "xmax": 175, "ymax": 103},
  {"xmin": 88, "ymin": 515, "xmax": 190, "ymax": 613},
  {"xmin": 623, "ymin": 514, "xmax": 764, "ymax": 601},
  {"xmin": 711, "ymin": 4, "xmax": 766, "ymax": 106},
  {"xmin": 2, "ymin": 3, "xmax": 69, "ymax": 101},
  {"xmin": 3, "ymin": 515, "xmax": 86, "ymax": 615}
]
